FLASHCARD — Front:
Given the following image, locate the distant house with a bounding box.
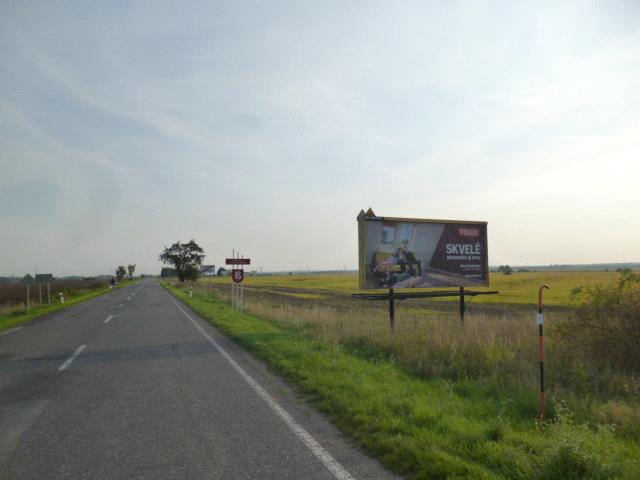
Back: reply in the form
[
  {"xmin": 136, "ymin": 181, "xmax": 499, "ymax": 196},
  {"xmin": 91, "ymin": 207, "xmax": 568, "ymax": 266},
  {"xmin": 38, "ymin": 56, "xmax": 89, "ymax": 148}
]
[{"xmin": 216, "ymin": 267, "xmax": 227, "ymax": 276}]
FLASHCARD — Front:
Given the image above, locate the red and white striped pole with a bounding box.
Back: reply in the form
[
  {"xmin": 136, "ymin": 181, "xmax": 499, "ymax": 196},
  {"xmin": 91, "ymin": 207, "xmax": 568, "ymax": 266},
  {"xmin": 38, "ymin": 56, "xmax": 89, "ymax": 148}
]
[{"xmin": 537, "ymin": 284, "xmax": 550, "ymax": 420}]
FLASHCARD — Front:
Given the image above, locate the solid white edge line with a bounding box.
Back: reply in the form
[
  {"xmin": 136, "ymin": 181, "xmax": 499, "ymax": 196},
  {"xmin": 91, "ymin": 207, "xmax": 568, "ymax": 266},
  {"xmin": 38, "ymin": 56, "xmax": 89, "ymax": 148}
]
[
  {"xmin": 58, "ymin": 344, "xmax": 87, "ymax": 372},
  {"xmin": 104, "ymin": 315, "xmax": 114, "ymax": 324},
  {"xmin": 168, "ymin": 297, "xmax": 356, "ymax": 480},
  {"xmin": 0, "ymin": 326, "xmax": 23, "ymax": 336}
]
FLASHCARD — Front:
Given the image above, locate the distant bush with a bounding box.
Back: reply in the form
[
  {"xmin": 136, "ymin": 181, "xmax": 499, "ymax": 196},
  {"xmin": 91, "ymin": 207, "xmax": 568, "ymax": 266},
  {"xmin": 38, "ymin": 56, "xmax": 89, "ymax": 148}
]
[
  {"xmin": 557, "ymin": 270, "xmax": 640, "ymax": 379},
  {"xmin": 498, "ymin": 265, "xmax": 513, "ymax": 275}
]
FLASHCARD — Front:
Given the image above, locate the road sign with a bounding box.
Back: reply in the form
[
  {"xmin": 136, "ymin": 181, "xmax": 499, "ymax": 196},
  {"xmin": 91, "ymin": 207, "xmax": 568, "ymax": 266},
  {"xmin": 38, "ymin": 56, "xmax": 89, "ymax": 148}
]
[
  {"xmin": 232, "ymin": 269, "xmax": 244, "ymax": 283},
  {"xmin": 226, "ymin": 258, "xmax": 251, "ymax": 265}
]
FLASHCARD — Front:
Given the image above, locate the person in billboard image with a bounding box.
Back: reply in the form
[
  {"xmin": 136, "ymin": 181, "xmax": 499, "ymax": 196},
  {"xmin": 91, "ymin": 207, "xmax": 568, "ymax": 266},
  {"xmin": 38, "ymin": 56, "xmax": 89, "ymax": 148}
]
[
  {"xmin": 370, "ymin": 247, "xmax": 424, "ymax": 288},
  {"xmin": 371, "ymin": 247, "xmax": 405, "ymax": 278}
]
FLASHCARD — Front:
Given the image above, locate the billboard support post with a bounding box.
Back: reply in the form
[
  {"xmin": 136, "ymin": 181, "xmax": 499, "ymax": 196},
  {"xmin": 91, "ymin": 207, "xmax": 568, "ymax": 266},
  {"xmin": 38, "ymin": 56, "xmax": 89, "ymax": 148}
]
[
  {"xmin": 459, "ymin": 287, "xmax": 465, "ymax": 327},
  {"xmin": 389, "ymin": 289, "xmax": 395, "ymax": 332},
  {"xmin": 537, "ymin": 284, "xmax": 550, "ymax": 420}
]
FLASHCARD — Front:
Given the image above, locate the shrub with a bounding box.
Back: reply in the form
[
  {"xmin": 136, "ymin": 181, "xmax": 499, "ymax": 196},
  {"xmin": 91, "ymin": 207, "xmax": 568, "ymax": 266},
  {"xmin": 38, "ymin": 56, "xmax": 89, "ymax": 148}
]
[{"xmin": 556, "ymin": 270, "xmax": 640, "ymax": 378}]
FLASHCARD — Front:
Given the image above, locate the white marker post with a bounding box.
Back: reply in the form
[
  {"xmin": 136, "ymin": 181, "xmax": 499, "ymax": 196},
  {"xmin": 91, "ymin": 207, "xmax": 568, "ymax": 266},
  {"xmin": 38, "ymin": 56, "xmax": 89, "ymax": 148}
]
[{"xmin": 59, "ymin": 292, "xmax": 65, "ymax": 304}]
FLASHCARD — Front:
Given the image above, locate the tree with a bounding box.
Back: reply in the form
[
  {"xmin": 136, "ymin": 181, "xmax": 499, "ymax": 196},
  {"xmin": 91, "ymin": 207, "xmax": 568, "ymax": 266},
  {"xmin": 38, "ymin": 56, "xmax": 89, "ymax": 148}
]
[
  {"xmin": 127, "ymin": 264, "xmax": 136, "ymax": 279},
  {"xmin": 498, "ymin": 265, "xmax": 513, "ymax": 275},
  {"xmin": 116, "ymin": 266, "xmax": 126, "ymax": 282},
  {"xmin": 160, "ymin": 267, "xmax": 177, "ymax": 278},
  {"xmin": 159, "ymin": 240, "xmax": 205, "ymax": 282}
]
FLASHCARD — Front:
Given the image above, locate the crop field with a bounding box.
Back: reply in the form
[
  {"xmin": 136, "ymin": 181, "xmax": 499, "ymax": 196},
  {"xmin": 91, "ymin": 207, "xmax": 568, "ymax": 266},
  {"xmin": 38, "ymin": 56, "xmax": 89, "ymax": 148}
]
[
  {"xmin": 0, "ymin": 279, "xmax": 108, "ymax": 307},
  {"xmin": 0, "ymin": 279, "xmax": 114, "ymax": 332},
  {"xmin": 199, "ymin": 270, "xmax": 621, "ymax": 306}
]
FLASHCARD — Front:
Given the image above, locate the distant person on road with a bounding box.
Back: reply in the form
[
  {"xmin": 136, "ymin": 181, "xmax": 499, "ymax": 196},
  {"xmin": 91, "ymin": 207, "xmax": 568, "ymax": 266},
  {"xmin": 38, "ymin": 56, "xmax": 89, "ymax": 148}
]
[{"xmin": 110, "ymin": 276, "xmax": 116, "ymax": 290}]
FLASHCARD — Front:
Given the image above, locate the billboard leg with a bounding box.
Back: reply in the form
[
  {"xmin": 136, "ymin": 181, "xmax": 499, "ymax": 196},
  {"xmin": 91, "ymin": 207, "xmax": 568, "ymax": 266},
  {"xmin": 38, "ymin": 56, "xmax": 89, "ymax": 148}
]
[
  {"xmin": 459, "ymin": 287, "xmax": 465, "ymax": 327},
  {"xmin": 389, "ymin": 288, "xmax": 395, "ymax": 333}
]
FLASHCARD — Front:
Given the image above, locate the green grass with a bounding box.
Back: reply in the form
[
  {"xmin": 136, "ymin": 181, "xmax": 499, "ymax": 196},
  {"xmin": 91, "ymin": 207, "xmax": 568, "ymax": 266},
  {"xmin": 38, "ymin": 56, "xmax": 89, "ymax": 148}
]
[
  {"xmin": 200, "ymin": 271, "xmax": 622, "ymax": 306},
  {"xmin": 165, "ymin": 282, "xmax": 640, "ymax": 479},
  {"xmin": 0, "ymin": 280, "xmax": 137, "ymax": 333}
]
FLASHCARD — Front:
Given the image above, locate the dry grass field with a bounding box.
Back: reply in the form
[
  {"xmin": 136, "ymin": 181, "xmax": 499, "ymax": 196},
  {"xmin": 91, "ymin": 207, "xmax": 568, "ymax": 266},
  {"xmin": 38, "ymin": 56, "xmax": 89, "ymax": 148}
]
[{"xmin": 193, "ymin": 269, "xmax": 639, "ymax": 403}]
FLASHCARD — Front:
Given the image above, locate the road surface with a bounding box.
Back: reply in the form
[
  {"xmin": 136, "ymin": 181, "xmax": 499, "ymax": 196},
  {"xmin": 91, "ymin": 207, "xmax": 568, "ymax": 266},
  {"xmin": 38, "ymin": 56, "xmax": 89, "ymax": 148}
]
[{"xmin": 0, "ymin": 280, "xmax": 396, "ymax": 479}]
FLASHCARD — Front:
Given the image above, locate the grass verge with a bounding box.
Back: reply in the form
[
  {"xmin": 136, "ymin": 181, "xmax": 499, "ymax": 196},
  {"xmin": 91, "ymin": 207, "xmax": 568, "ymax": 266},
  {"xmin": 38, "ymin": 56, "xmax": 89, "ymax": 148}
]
[
  {"xmin": 165, "ymin": 282, "xmax": 640, "ymax": 479},
  {"xmin": 0, "ymin": 280, "xmax": 137, "ymax": 333}
]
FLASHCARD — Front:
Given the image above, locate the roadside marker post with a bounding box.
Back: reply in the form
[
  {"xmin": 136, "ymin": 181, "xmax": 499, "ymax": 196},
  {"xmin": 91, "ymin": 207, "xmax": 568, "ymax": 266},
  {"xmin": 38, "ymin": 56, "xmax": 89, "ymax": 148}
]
[
  {"xmin": 537, "ymin": 284, "xmax": 550, "ymax": 420},
  {"xmin": 59, "ymin": 292, "xmax": 65, "ymax": 304}
]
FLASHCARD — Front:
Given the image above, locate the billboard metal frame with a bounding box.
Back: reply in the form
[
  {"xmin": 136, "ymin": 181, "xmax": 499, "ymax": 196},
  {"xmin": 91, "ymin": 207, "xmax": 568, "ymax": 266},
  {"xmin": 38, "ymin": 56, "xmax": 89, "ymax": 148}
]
[{"xmin": 355, "ymin": 209, "xmax": 498, "ymax": 330}]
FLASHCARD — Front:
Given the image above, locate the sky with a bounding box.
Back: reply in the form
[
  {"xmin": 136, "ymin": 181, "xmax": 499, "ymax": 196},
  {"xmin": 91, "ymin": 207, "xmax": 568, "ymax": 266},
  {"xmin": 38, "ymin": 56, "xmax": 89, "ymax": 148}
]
[{"xmin": 1, "ymin": 1, "xmax": 639, "ymax": 276}]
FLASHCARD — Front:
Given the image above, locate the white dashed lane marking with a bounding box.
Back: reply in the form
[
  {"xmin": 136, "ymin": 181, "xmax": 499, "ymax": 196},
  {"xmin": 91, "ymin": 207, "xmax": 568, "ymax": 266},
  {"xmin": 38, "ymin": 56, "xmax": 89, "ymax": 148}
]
[
  {"xmin": 0, "ymin": 326, "xmax": 23, "ymax": 336},
  {"xmin": 58, "ymin": 344, "xmax": 87, "ymax": 372}
]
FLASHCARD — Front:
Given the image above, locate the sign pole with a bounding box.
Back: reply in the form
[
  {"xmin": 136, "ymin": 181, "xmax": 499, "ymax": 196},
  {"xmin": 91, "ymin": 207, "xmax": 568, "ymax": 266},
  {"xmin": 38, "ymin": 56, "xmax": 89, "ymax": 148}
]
[
  {"xmin": 26, "ymin": 284, "xmax": 30, "ymax": 314},
  {"xmin": 226, "ymin": 252, "xmax": 251, "ymax": 311},
  {"xmin": 47, "ymin": 282, "xmax": 51, "ymax": 304},
  {"xmin": 459, "ymin": 287, "xmax": 465, "ymax": 327},
  {"xmin": 233, "ymin": 249, "xmax": 237, "ymax": 309},
  {"xmin": 537, "ymin": 284, "xmax": 550, "ymax": 420}
]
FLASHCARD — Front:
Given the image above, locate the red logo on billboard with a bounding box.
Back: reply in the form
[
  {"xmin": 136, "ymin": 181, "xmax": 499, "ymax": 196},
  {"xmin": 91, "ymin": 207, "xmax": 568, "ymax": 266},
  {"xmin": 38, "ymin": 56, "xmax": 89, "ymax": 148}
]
[
  {"xmin": 458, "ymin": 228, "xmax": 480, "ymax": 237},
  {"xmin": 232, "ymin": 269, "xmax": 244, "ymax": 283}
]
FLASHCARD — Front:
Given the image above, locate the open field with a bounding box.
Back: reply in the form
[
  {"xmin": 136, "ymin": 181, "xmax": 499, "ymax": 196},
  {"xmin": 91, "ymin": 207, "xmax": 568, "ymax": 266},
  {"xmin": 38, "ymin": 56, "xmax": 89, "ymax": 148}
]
[
  {"xmin": 199, "ymin": 270, "xmax": 623, "ymax": 306},
  {"xmin": 166, "ymin": 281, "xmax": 640, "ymax": 479},
  {"xmin": 193, "ymin": 273, "xmax": 638, "ymax": 399},
  {"xmin": 0, "ymin": 279, "xmax": 109, "ymax": 306}
]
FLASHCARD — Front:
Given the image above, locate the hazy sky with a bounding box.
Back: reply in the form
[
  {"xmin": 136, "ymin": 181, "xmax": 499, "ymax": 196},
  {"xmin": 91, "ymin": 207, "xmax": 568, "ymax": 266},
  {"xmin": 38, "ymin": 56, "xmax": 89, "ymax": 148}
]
[{"xmin": 2, "ymin": 1, "xmax": 639, "ymax": 276}]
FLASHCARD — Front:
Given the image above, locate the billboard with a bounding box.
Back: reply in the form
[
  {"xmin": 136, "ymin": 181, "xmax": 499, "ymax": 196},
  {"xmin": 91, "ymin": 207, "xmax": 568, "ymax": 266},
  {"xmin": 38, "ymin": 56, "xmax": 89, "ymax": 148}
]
[{"xmin": 358, "ymin": 210, "xmax": 489, "ymax": 289}]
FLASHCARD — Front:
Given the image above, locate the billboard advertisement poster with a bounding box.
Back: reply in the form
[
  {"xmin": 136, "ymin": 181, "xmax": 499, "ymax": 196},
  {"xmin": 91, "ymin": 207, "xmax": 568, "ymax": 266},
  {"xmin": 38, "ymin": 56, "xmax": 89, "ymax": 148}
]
[{"xmin": 358, "ymin": 210, "xmax": 489, "ymax": 290}]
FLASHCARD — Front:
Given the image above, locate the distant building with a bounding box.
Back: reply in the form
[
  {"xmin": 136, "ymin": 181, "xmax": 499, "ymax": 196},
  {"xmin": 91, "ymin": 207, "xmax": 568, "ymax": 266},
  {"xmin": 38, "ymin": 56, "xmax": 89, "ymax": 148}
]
[
  {"xmin": 200, "ymin": 265, "xmax": 216, "ymax": 277},
  {"xmin": 216, "ymin": 267, "xmax": 227, "ymax": 276}
]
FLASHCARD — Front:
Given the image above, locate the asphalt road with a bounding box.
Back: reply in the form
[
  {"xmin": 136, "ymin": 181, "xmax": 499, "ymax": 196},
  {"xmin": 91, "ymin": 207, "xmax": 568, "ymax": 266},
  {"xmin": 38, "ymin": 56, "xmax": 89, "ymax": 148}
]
[{"xmin": 0, "ymin": 279, "xmax": 396, "ymax": 479}]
